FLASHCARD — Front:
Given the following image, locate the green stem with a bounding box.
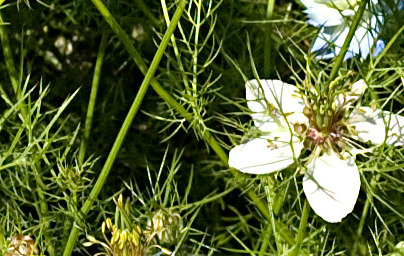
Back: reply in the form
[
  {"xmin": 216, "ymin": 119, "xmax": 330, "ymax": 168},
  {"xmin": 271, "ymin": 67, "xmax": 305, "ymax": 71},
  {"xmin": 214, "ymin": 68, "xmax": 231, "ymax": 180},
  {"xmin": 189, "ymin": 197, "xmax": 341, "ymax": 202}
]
[
  {"xmin": 92, "ymin": 0, "xmax": 295, "ymax": 246},
  {"xmin": 326, "ymin": 0, "xmax": 368, "ymax": 88},
  {"xmin": 78, "ymin": 32, "xmax": 108, "ymax": 163},
  {"xmin": 258, "ymin": 221, "xmax": 273, "ymax": 256},
  {"xmin": 0, "ymin": 12, "xmax": 18, "ymax": 93},
  {"xmin": 62, "ymin": 2, "xmax": 186, "ymax": 256},
  {"xmin": 261, "ymin": 179, "xmax": 281, "ymax": 252},
  {"xmin": 292, "ymin": 199, "xmax": 310, "ymax": 256},
  {"xmin": 0, "ymin": 13, "xmax": 28, "ymax": 120},
  {"xmin": 264, "ymin": 0, "xmax": 275, "ymax": 77},
  {"xmin": 62, "ymin": 32, "xmax": 108, "ymax": 249},
  {"xmin": 352, "ymin": 174, "xmax": 381, "ymax": 255},
  {"xmin": 160, "ymin": 0, "xmax": 191, "ymax": 93}
]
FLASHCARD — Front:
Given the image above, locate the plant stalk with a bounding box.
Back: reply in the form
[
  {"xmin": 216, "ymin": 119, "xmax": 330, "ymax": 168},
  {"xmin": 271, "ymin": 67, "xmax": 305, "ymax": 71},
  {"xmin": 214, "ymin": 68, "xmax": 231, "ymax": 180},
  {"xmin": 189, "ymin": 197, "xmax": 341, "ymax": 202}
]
[
  {"xmin": 92, "ymin": 0, "xmax": 295, "ymax": 245},
  {"xmin": 292, "ymin": 199, "xmax": 310, "ymax": 256},
  {"xmin": 264, "ymin": 0, "xmax": 275, "ymax": 77},
  {"xmin": 79, "ymin": 32, "xmax": 108, "ymax": 163},
  {"xmin": 62, "ymin": 1, "xmax": 186, "ymax": 255},
  {"xmin": 352, "ymin": 174, "xmax": 381, "ymax": 255},
  {"xmin": 0, "ymin": 13, "xmax": 18, "ymax": 93},
  {"xmin": 326, "ymin": 0, "xmax": 368, "ymax": 87}
]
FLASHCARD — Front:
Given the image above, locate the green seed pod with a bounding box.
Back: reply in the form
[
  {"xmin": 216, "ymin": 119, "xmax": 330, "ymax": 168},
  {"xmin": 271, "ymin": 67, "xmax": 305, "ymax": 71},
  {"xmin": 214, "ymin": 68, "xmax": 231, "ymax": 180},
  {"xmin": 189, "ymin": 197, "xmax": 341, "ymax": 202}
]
[
  {"xmin": 118, "ymin": 230, "xmax": 127, "ymax": 249},
  {"xmin": 131, "ymin": 229, "xmax": 140, "ymax": 246},
  {"xmin": 106, "ymin": 218, "xmax": 113, "ymax": 230},
  {"xmin": 111, "ymin": 229, "xmax": 119, "ymax": 244}
]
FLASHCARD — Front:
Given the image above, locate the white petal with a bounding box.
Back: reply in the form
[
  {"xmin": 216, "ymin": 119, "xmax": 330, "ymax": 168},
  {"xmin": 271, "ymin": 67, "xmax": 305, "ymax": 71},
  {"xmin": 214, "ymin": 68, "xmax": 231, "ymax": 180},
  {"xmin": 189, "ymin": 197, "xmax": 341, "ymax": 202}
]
[
  {"xmin": 303, "ymin": 152, "xmax": 360, "ymax": 222},
  {"xmin": 334, "ymin": 26, "xmax": 350, "ymax": 50},
  {"xmin": 337, "ymin": 79, "xmax": 367, "ymax": 105},
  {"xmin": 351, "ymin": 79, "xmax": 367, "ymax": 96},
  {"xmin": 347, "ymin": 79, "xmax": 367, "ymax": 103},
  {"xmin": 246, "ymin": 79, "xmax": 304, "ymax": 114},
  {"xmin": 373, "ymin": 39, "xmax": 385, "ymax": 57},
  {"xmin": 311, "ymin": 36, "xmax": 328, "ymax": 52},
  {"xmin": 350, "ymin": 14, "xmax": 382, "ymax": 58},
  {"xmin": 301, "ymin": 0, "xmax": 344, "ymax": 26},
  {"xmin": 250, "ymin": 113, "xmax": 280, "ymax": 134},
  {"xmin": 229, "ymin": 137, "xmax": 303, "ymax": 174},
  {"xmin": 246, "ymin": 80, "xmax": 305, "ymax": 131},
  {"xmin": 348, "ymin": 107, "xmax": 404, "ymax": 146}
]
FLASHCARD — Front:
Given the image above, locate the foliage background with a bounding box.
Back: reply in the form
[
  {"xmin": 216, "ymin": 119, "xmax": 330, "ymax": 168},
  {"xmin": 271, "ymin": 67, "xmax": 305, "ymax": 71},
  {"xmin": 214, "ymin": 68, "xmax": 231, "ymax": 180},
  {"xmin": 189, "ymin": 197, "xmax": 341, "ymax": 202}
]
[{"xmin": 0, "ymin": 0, "xmax": 403, "ymax": 255}]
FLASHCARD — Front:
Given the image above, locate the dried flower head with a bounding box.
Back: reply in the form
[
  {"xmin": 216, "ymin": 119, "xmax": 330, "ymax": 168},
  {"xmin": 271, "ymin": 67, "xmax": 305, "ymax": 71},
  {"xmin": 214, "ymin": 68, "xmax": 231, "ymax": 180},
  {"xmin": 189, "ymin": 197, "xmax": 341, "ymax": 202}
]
[{"xmin": 6, "ymin": 234, "xmax": 38, "ymax": 256}]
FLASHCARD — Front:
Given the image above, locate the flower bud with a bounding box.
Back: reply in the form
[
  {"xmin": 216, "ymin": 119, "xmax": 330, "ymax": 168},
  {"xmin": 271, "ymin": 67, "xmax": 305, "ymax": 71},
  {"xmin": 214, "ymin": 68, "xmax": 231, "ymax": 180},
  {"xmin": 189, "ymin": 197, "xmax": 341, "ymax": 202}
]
[{"xmin": 147, "ymin": 209, "xmax": 183, "ymax": 245}]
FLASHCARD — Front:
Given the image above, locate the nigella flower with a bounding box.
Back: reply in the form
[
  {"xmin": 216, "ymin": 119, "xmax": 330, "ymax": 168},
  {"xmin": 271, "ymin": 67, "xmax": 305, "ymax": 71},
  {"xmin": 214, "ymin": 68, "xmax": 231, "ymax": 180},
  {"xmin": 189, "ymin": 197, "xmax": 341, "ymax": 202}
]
[
  {"xmin": 229, "ymin": 79, "xmax": 404, "ymax": 222},
  {"xmin": 301, "ymin": 0, "xmax": 385, "ymax": 59}
]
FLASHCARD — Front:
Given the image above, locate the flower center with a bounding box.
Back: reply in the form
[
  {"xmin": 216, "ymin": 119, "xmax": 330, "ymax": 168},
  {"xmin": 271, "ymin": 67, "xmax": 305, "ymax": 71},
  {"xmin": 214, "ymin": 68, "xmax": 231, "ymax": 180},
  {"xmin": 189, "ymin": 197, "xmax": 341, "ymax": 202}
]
[
  {"xmin": 295, "ymin": 103, "xmax": 350, "ymax": 153},
  {"xmin": 305, "ymin": 126, "xmax": 343, "ymax": 145}
]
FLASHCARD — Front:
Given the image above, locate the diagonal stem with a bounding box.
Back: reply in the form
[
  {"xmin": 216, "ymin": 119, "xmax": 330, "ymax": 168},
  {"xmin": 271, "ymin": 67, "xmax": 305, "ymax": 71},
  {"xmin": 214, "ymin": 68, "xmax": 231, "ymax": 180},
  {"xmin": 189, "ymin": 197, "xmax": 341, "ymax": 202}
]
[
  {"xmin": 92, "ymin": 0, "xmax": 295, "ymax": 246},
  {"xmin": 61, "ymin": 1, "xmax": 186, "ymax": 255},
  {"xmin": 94, "ymin": 0, "xmax": 296, "ymax": 245},
  {"xmin": 326, "ymin": 0, "xmax": 368, "ymax": 89}
]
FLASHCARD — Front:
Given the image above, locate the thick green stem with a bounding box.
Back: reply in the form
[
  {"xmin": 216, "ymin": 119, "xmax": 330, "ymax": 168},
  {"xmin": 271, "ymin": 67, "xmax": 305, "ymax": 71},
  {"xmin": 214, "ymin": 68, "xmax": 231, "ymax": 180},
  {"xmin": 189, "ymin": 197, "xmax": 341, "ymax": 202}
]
[
  {"xmin": 62, "ymin": 1, "xmax": 186, "ymax": 256},
  {"xmin": 91, "ymin": 0, "xmax": 295, "ymax": 246},
  {"xmin": 326, "ymin": 0, "xmax": 368, "ymax": 88},
  {"xmin": 264, "ymin": 0, "xmax": 275, "ymax": 77},
  {"xmin": 291, "ymin": 199, "xmax": 310, "ymax": 256},
  {"xmin": 352, "ymin": 174, "xmax": 381, "ymax": 255}
]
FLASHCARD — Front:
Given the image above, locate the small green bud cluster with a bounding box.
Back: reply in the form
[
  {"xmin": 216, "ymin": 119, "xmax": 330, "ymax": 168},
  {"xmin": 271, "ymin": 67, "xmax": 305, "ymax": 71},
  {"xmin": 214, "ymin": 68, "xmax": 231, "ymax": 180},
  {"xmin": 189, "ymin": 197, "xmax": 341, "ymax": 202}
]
[
  {"xmin": 146, "ymin": 209, "xmax": 183, "ymax": 245},
  {"xmin": 84, "ymin": 196, "xmax": 182, "ymax": 255},
  {"xmin": 84, "ymin": 218, "xmax": 145, "ymax": 256}
]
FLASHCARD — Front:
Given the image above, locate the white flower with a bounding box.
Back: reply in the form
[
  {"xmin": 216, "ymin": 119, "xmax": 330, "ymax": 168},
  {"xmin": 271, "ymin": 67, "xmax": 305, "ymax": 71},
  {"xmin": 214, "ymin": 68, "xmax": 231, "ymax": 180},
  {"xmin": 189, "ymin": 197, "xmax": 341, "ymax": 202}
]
[
  {"xmin": 301, "ymin": 0, "xmax": 385, "ymax": 59},
  {"xmin": 229, "ymin": 79, "xmax": 404, "ymax": 222}
]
